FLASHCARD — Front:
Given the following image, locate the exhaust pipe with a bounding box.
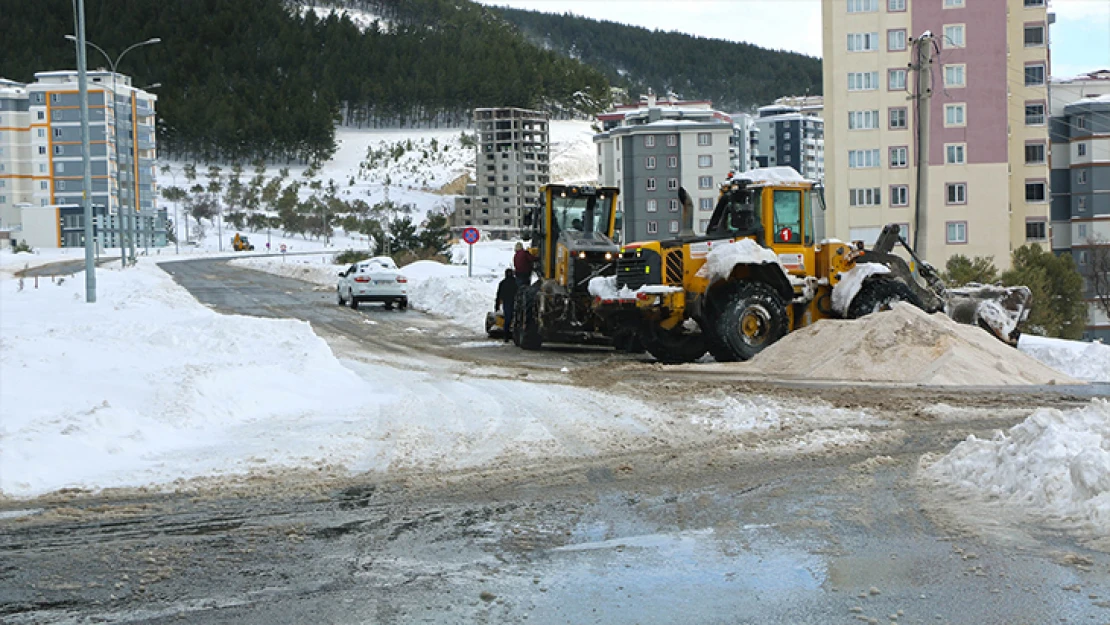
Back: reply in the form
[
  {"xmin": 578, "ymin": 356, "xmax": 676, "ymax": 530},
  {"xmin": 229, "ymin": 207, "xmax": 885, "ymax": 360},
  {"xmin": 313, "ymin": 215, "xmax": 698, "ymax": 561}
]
[{"xmin": 677, "ymin": 187, "xmax": 695, "ymax": 237}]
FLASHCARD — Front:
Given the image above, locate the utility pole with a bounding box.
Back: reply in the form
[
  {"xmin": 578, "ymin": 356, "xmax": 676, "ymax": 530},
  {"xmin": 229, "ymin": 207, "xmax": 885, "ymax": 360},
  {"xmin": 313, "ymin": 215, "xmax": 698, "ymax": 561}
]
[
  {"xmin": 74, "ymin": 0, "xmax": 96, "ymax": 302},
  {"xmin": 911, "ymin": 32, "xmax": 934, "ymax": 255}
]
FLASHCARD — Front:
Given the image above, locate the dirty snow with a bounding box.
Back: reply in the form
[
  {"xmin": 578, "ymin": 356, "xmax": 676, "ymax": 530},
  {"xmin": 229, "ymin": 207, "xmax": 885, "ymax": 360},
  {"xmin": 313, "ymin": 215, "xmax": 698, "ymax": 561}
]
[
  {"xmin": 924, "ymin": 400, "xmax": 1110, "ymax": 531},
  {"xmin": 746, "ymin": 303, "xmax": 1080, "ymax": 386},
  {"xmin": 830, "ymin": 262, "xmax": 890, "ymax": 316}
]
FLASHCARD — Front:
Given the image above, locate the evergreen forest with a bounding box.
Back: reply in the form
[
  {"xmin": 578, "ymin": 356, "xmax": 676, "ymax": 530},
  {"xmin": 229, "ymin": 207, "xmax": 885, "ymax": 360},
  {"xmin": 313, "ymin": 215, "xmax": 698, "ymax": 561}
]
[{"xmin": 0, "ymin": 0, "xmax": 822, "ymax": 165}]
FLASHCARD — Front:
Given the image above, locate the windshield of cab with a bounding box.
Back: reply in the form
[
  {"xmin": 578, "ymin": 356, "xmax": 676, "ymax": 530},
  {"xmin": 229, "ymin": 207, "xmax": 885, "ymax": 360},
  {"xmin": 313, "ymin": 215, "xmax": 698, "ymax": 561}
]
[
  {"xmin": 772, "ymin": 189, "xmax": 803, "ymax": 245},
  {"xmin": 552, "ymin": 193, "xmax": 613, "ymax": 236}
]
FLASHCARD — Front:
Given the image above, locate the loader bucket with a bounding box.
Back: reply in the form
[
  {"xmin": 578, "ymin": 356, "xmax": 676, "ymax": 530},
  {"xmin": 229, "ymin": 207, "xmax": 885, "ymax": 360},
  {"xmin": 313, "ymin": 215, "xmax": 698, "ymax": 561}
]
[{"xmin": 943, "ymin": 284, "xmax": 1032, "ymax": 346}]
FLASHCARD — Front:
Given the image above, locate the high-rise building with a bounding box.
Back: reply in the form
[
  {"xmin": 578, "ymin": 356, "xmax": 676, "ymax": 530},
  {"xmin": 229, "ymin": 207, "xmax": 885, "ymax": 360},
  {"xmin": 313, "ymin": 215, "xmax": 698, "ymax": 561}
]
[
  {"xmin": 0, "ymin": 70, "xmax": 163, "ymax": 248},
  {"xmin": 729, "ymin": 113, "xmax": 760, "ymax": 173},
  {"xmin": 822, "ymin": 0, "xmax": 1051, "ymax": 268},
  {"xmin": 1050, "ymin": 95, "xmax": 1110, "ymax": 341},
  {"xmin": 594, "ymin": 93, "xmax": 733, "ymax": 242},
  {"xmin": 753, "ymin": 104, "xmax": 825, "ymax": 182},
  {"xmin": 451, "ymin": 107, "xmax": 549, "ymax": 238}
]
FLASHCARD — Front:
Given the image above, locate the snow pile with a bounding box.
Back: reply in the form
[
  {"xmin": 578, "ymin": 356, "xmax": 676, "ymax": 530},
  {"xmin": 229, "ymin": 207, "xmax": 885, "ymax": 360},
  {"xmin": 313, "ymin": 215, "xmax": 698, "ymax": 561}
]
[
  {"xmin": 734, "ymin": 166, "xmax": 808, "ymax": 185},
  {"xmin": 0, "ymin": 263, "xmax": 391, "ymax": 497},
  {"xmin": 232, "ymin": 254, "xmax": 341, "ymax": 287},
  {"xmin": 1018, "ymin": 335, "xmax": 1110, "ymax": 383},
  {"xmin": 701, "ymin": 238, "xmax": 784, "ymax": 284},
  {"xmin": 588, "ymin": 275, "xmax": 636, "ymax": 300},
  {"xmin": 831, "ymin": 263, "xmax": 890, "ymax": 315},
  {"xmin": 406, "ymin": 275, "xmax": 498, "ymax": 330},
  {"xmin": 923, "ymin": 400, "xmax": 1110, "ymax": 529},
  {"xmin": 749, "ymin": 303, "xmax": 1079, "ymax": 386}
]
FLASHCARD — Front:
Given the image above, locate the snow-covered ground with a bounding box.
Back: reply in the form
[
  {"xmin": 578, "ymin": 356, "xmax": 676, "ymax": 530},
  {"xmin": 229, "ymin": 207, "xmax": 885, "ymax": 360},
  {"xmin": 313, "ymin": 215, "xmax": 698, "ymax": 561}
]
[{"xmin": 0, "ymin": 259, "xmax": 886, "ymax": 499}]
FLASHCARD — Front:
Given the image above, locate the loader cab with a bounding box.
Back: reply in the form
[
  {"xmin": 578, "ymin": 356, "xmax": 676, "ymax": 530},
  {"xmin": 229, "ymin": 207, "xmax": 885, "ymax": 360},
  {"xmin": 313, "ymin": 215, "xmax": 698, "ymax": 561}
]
[{"xmin": 530, "ymin": 184, "xmax": 619, "ymax": 286}]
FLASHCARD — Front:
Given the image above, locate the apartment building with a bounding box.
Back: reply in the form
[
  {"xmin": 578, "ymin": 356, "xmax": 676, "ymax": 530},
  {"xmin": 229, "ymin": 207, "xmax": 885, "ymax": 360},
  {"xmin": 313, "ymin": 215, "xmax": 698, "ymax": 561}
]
[
  {"xmin": 822, "ymin": 0, "xmax": 1051, "ymax": 268},
  {"xmin": 753, "ymin": 104, "xmax": 826, "ymax": 182},
  {"xmin": 594, "ymin": 93, "xmax": 733, "ymax": 242},
  {"xmin": 0, "ymin": 71, "xmax": 163, "ymax": 248},
  {"xmin": 451, "ymin": 107, "xmax": 549, "ymax": 238},
  {"xmin": 729, "ymin": 112, "xmax": 760, "ymax": 174},
  {"xmin": 1049, "ymin": 95, "xmax": 1110, "ymax": 341},
  {"xmin": 1050, "ymin": 70, "xmax": 1110, "ymax": 115}
]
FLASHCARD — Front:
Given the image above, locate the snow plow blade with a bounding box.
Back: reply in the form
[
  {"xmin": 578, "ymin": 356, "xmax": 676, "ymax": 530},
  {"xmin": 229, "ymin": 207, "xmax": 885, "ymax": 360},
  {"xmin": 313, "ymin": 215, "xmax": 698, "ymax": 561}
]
[{"xmin": 943, "ymin": 284, "xmax": 1031, "ymax": 346}]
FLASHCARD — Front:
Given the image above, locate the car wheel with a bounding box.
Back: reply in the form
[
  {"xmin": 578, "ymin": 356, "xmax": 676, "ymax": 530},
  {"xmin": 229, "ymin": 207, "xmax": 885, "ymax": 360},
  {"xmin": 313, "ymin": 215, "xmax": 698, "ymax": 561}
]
[
  {"xmin": 349, "ymin": 291, "xmax": 359, "ymax": 310},
  {"xmin": 337, "ymin": 288, "xmax": 345, "ymax": 305},
  {"xmin": 384, "ymin": 301, "xmax": 394, "ymax": 310},
  {"xmin": 398, "ymin": 298, "xmax": 408, "ymax": 312}
]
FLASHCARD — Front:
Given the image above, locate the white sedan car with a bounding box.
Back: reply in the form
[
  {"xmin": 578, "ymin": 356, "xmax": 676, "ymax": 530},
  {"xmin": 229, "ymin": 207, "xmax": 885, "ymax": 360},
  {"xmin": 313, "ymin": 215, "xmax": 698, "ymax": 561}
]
[{"xmin": 337, "ymin": 256, "xmax": 408, "ymax": 310}]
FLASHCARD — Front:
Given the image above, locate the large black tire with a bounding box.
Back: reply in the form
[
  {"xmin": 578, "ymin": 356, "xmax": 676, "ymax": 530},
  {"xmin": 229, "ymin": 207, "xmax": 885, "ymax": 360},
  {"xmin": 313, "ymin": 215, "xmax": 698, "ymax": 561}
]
[
  {"xmin": 700, "ymin": 297, "xmax": 737, "ymax": 363},
  {"xmin": 337, "ymin": 288, "xmax": 345, "ymax": 306},
  {"xmin": 846, "ymin": 278, "xmax": 922, "ymax": 319},
  {"xmin": 713, "ymin": 282, "xmax": 789, "ymax": 361},
  {"xmin": 517, "ymin": 286, "xmax": 543, "ymax": 350},
  {"xmin": 349, "ymin": 291, "xmax": 359, "ymax": 310},
  {"xmin": 398, "ymin": 298, "xmax": 408, "ymax": 312},
  {"xmin": 642, "ymin": 324, "xmax": 707, "ymax": 364}
]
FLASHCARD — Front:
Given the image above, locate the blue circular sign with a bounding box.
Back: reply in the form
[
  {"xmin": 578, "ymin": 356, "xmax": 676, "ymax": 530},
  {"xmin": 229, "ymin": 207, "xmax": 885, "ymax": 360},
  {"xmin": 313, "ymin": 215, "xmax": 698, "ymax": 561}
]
[{"xmin": 462, "ymin": 227, "xmax": 480, "ymax": 245}]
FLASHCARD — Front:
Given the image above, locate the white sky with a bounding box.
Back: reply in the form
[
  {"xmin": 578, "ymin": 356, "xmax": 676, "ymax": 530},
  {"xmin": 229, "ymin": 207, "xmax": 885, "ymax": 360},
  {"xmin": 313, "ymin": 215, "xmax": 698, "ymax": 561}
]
[{"xmin": 474, "ymin": 0, "xmax": 1109, "ymax": 78}]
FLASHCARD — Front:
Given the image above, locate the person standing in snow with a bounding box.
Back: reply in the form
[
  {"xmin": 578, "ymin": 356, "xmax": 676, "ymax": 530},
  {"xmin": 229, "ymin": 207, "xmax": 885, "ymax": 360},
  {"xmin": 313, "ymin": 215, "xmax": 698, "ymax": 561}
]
[
  {"xmin": 513, "ymin": 242, "xmax": 535, "ymax": 288},
  {"xmin": 495, "ymin": 268, "xmax": 518, "ymax": 342}
]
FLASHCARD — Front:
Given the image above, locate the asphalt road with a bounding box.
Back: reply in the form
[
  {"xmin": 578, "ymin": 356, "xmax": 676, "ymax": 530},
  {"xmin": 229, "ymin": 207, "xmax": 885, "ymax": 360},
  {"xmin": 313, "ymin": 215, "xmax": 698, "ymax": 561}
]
[{"xmin": 3, "ymin": 258, "xmax": 1109, "ymax": 624}]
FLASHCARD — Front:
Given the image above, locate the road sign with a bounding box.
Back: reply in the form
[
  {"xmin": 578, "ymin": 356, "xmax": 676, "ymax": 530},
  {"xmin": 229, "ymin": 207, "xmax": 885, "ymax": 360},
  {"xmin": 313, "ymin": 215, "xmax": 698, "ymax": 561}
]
[{"xmin": 461, "ymin": 227, "xmax": 480, "ymax": 245}]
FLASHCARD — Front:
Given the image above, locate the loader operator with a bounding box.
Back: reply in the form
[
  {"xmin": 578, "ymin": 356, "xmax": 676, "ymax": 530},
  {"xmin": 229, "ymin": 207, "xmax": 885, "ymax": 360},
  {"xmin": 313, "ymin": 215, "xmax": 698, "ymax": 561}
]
[
  {"xmin": 495, "ymin": 268, "xmax": 517, "ymax": 342},
  {"xmin": 513, "ymin": 242, "xmax": 535, "ymax": 288}
]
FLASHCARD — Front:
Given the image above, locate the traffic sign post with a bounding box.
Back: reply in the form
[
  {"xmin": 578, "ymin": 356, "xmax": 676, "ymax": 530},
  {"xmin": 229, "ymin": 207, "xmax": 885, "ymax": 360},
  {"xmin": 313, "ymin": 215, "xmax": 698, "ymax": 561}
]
[{"xmin": 461, "ymin": 227, "xmax": 479, "ymax": 277}]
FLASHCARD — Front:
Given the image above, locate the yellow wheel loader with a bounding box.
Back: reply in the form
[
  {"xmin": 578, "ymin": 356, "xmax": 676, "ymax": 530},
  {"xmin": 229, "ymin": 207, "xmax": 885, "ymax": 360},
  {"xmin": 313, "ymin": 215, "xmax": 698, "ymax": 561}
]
[
  {"xmin": 485, "ymin": 183, "xmax": 625, "ymax": 350},
  {"xmin": 590, "ymin": 168, "xmax": 1030, "ymax": 364},
  {"xmin": 232, "ymin": 233, "xmax": 255, "ymax": 251}
]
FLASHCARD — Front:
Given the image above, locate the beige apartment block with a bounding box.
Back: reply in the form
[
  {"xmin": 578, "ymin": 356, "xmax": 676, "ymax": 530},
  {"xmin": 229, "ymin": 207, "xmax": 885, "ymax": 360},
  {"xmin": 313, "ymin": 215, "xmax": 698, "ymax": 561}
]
[{"xmin": 822, "ymin": 0, "xmax": 1051, "ymax": 269}]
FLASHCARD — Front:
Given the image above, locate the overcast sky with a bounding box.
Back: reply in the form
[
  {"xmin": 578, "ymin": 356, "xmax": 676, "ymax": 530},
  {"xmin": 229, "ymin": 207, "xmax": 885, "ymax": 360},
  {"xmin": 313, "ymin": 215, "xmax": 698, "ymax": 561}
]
[{"xmin": 474, "ymin": 0, "xmax": 1109, "ymax": 79}]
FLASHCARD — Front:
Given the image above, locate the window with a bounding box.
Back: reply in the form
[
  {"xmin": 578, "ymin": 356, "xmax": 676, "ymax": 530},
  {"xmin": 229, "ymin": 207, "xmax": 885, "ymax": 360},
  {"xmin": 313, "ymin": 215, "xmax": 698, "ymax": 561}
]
[
  {"xmin": 848, "ymin": 0, "xmax": 878, "ymax": 12},
  {"xmin": 40, "ymin": 181, "xmax": 48, "ymax": 190},
  {"xmin": 1025, "ymin": 64, "xmax": 1045, "ymax": 86},
  {"xmin": 53, "ymin": 145, "xmax": 62, "ymax": 155},
  {"xmin": 849, "ymin": 187, "xmax": 882, "ymax": 206},
  {"xmin": 38, "ymin": 164, "xmax": 45, "ymax": 173},
  {"xmin": 1025, "ymin": 143, "xmax": 1045, "ymax": 164},
  {"xmin": 848, "ymin": 71, "xmax": 880, "ymax": 91},
  {"xmin": 647, "ymin": 221, "xmax": 658, "ymax": 234},
  {"xmin": 1077, "ymin": 117, "xmax": 1088, "ymax": 130},
  {"xmin": 849, "ymin": 149, "xmax": 881, "ymax": 168},
  {"xmin": 947, "ymin": 183, "xmax": 967, "ymax": 204},
  {"xmin": 890, "ymin": 146, "xmax": 908, "ymax": 168},
  {"xmin": 0, "ymin": 196, "xmax": 4, "ymax": 204},
  {"xmin": 667, "ymin": 134, "xmax": 677, "ymax": 147},
  {"xmin": 1078, "ymin": 170, "xmax": 1088, "ymax": 184},
  {"xmin": 1078, "ymin": 143, "xmax": 1088, "ymax": 157},
  {"xmin": 36, "ymin": 128, "xmax": 45, "ymax": 138},
  {"xmin": 697, "ymin": 133, "xmax": 711, "ymax": 146},
  {"xmin": 891, "ymin": 185, "xmax": 909, "ymax": 206},
  {"xmin": 945, "ymin": 144, "xmax": 966, "ymax": 165},
  {"xmin": 887, "ymin": 68, "xmax": 907, "ymax": 91},
  {"xmin": 944, "ymin": 64, "xmax": 966, "ymax": 87},
  {"xmin": 848, "ymin": 32, "xmax": 880, "ymax": 52},
  {"xmin": 50, "ymin": 93, "xmax": 59, "ymax": 103},
  {"xmin": 944, "ymin": 0, "xmax": 964, "ymax": 6},
  {"xmin": 699, "ymin": 198, "xmax": 714, "ymax": 211},
  {"xmin": 646, "ymin": 177, "xmax": 656, "ymax": 191},
  {"xmin": 669, "ymin": 200, "xmax": 680, "ymax": 212},
  {"xmin": 669, "ymin": 221, "xmax": 680, "ymax": 234},
  {"xmin": 36, "ymin": 111, "xmax": 45, "ymax": 120},
  {"xmin": 698, "ymin": 175, "xmax": 713, "ymax": 189},
  {"xmin": 1024, "ymin": 0, "xmax": 1044, "ymax": 6},
  {"xmin": 38, "ymin": 145, "xmax": 46, "ymax": 155},
  {"xmin": 888, "ymin": 30, "xmax": 907, "ymax": 51},
  {"xmin": 946, "ymin": 222, "xmax": 968, "ymax": 244},
  {"xmin": 667, "ymin": 155, "xmax": 677, "ymax": 168},
  {"xmin": 1024, "ymin": 24, "xmax": 1045, "ymax": 46},
  {"xmin": 1024, "ymin": 181, "xmax": 1046, "ymax": 202},
  {"xmin": 888, "ymin": 0, "xmax": 906, "ymax": 10},
  {"xmin": 943, "ymin": 103, "xmax": 966, "ymax": 127},
  {"xmin": 1079, "ymin": 197, "xmax": 1088, "ymax": 212},
  {"xmin": 700, "ymin": 219, "xmax": 710, "ymax": 231},
  {"xmin": 943, "ymin": 24, "xmax": 965, "ymax": 48},
  {"xmin": 1024, "ymin": 103, "xmax": 1045, "ymax": 125},
  {"xmin": 668, "ymin": 177, "xmax": 679, "ymax": 191},
  {"xmin": 1025, "ymin": 221, "xmax": 1047, "ymax": 240},
  {"xmin": 698, "ymin": 155, "xmax": 713, "ymax": 168},
  {"xmin": 644, "ymin": 135, "xmax": 656, "ymax": 148},
  {"xmin": 647, "ymin": 199, "xmax": 658, "ymax": 212},
  {"xmin": 55, "ymin": 162, "xmax": 64, "ymax": 173},
  {"xmin": 849, "ymin": 110, "xmax": 880, "ymax": 130},
  {"xmin": 889, "ymin": 107, "xmax": 907, "ymax": 129},
  {"xmin": 645, "ymin": 156, "xmax": 656, "ymax": 169},
  {"xmin": 57, "ymin": 181, "xmax": 66, "ymax": 191}
]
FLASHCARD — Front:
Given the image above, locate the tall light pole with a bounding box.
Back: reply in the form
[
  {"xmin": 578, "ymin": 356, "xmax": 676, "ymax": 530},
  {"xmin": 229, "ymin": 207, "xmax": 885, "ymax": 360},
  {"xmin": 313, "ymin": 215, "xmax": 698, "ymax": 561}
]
[
  {"xmin": 67, "ymin": 34, "xmax": 160, "ymax": 267},
  {"xmin": 72, "ymin": 0, "xmax": 95, "ymax": 302}
]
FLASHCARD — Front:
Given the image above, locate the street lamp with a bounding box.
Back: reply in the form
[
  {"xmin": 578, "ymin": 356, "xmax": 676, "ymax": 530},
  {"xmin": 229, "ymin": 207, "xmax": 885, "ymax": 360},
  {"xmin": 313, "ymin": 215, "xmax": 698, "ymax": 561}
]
[{"xmin": 65, "ymin": 35, "xmax": 160, "ymax": 267}]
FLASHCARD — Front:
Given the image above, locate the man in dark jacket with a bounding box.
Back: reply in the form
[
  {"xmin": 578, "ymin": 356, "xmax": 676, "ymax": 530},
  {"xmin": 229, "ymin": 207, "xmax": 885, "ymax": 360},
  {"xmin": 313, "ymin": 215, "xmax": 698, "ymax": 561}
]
[
  {"xmin": 513, "ymin": 242, "xmax": 535, "ymax": 288},
  {"xmin": 495, "ymin": 268, "xmax": 517, "ymax": 342}
]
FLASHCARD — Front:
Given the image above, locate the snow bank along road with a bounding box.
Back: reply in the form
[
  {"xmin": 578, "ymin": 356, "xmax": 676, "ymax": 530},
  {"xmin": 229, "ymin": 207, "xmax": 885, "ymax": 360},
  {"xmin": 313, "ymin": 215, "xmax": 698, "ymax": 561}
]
[{"xmin": 3, "ymin": 258, "xmax": 1110, "ymax": 624}]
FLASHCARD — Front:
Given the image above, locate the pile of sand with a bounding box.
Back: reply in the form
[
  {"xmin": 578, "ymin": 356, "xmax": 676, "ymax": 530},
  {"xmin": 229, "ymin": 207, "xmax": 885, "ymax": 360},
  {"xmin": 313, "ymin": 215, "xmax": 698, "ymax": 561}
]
[{"xmin": 748, "ymin": 304, "xmax": 1079, "ymax": 386}]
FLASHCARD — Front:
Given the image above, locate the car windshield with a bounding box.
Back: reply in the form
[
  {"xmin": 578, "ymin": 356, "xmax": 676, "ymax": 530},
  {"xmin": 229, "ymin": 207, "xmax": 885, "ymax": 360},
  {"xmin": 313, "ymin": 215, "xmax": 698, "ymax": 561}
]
[{"xmin": 552, "ymin": 193, "xmax": 613, "ymax": 236}]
